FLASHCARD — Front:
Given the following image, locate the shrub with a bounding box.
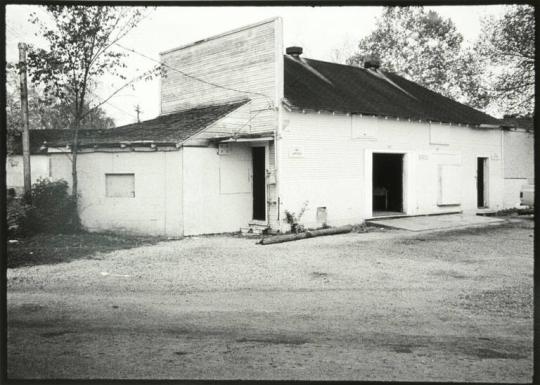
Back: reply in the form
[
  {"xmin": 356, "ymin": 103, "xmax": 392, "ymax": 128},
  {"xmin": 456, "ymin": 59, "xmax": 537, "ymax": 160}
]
[
  {"xmin": 24, "ymin": 178, "xmax": 79, "ymax": 234},
  {"xmin": 7, "ymin": 194, "xmax": 31, "ymax": 237},
  {"xmin": 284, "ymin": 200, "xmax": 309, "ymax": 234}
]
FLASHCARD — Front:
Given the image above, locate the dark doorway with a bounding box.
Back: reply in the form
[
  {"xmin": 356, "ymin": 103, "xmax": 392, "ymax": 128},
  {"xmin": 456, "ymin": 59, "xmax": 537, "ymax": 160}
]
[
  {"xmin": 477, "ymin": 157, "xmax": 488, "ymax": 208},
  {"xmin": 252, "ymin": 147, "xmax": 266, "ymax": 220},
  {"xmin": 372, "ymin": 153, "xmax": 403, "ymax": 213}
]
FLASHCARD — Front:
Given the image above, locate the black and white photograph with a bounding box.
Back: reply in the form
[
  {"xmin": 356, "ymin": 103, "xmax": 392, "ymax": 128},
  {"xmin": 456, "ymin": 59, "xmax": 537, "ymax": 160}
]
[{"xmin": 3, "ymin": 1, "xmax": 535, "ymax": 382}]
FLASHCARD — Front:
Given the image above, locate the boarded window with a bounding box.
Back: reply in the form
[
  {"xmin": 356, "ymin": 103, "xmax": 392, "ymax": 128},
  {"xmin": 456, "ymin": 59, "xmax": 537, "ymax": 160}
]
[
  {"xmin": 438, "ymin": 165, "xmax": 461, "ymax": 205},
  {"xmin": 106, "ymin": 174, "xmax": 135, "ymax": 198}
]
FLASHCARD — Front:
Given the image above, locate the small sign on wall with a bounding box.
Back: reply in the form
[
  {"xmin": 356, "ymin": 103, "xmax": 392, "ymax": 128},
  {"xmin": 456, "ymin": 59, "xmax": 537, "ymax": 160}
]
[
  {"xmin": 218, "ymin": 143, "xmax": 231, "ymax": 155},
  {"xmin": 289, "ymin": 145, "xmax": 305, "ymax": 158},
  {"xmin": 491, "ymin": 153, "xmax": 500, "ymax": 161},
  {"xmin": 418, "ymin": 153, "xmax": 429, "ymax": 161}
]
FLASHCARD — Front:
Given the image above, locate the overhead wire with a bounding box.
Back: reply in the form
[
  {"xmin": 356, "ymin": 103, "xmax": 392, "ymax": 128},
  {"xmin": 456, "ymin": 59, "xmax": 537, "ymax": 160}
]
[
  {"xmin": 114, "ymin": 42, "xmax": 275, "ymax": 109},
  {"xmin": 87, "ymin": 88, "xmax": 138, "ymax": 120}
]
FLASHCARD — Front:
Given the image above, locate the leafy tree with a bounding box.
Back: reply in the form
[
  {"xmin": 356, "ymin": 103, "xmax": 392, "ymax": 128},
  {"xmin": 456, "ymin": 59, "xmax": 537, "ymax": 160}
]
[
  {"xmin": 475, "ymin": 4, "xmax": 535, "ymax": 116},
  {"xmin": 6, "ymin": 62, "xmax": 115, "ymax": 133},
  {"xmin": 25, "ymin": 5, "xmax": 156, "ymax": 226},
  {"xmin": 348, "ymin": 6, "xmax": 488, "ymax": 109}
]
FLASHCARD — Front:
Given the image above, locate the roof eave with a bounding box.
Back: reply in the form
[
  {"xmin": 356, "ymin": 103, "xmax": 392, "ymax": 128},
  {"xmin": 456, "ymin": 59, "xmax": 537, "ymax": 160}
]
[{"xmin": 283, "ymin": 101, "xmax": 499, "ymax": 127}]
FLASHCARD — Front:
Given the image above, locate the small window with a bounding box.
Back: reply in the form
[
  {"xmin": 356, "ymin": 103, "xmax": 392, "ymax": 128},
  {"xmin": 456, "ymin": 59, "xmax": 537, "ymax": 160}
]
[{"xmin": 106, "ymin": 174, "xmax": 135, "ymax": 198}]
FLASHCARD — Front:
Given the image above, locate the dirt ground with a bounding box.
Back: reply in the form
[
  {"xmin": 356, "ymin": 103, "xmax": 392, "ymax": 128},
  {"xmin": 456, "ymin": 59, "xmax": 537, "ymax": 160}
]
[{"xmin": 7, "ymin": 219, "xmax": 534, "ymax": 381}]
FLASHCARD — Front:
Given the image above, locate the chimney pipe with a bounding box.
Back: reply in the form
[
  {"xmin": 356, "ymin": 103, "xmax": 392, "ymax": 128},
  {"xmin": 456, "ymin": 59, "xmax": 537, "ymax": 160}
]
[{"xmin": 286, "ymin": 46, "xmax": 303, "ymax": 57}]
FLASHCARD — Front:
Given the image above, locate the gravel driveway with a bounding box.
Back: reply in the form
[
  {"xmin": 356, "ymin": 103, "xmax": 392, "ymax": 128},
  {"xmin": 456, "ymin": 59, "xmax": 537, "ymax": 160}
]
[{"xmin": 7, "ymin": 219, "xmax": 533, "ymax": 381}]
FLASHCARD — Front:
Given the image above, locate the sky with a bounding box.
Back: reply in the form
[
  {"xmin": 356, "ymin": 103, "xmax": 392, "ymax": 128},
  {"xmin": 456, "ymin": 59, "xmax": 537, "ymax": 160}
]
[{"xmin": 6, "ymin": 4, "xmax": 507, "ymax": 126}]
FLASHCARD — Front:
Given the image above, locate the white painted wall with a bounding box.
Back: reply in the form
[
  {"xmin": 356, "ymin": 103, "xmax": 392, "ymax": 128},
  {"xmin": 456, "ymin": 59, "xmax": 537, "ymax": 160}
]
[
  {"xmin": 182, "ymin": 143, "xmax": 253, "ymax": 235},
  {"xmin": 7, "ymin": 151, "xmax": 184, "ymax": 236},
  {"xmin": 6, "ymin": 155, "xmax": 51, "ymax": 192},
  {"xmin": 502, "ymin": 129, "xmax": 534, "ymax": 208},
  {"xmin": 75, "ymin": 151, "xmax": 183, "ymax": 236},
  {"xmin": 277, "ymin": 111, "xmax": 504, "ymax": 229},
  {"xmin": 504, "ymin": 129, "xmax": 534, "ymax": 182}
]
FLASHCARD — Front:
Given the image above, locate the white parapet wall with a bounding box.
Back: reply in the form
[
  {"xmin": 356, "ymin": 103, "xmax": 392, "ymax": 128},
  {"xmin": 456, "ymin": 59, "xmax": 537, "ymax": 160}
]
[{"xmin": 160, "ymin": 17, "xmax": 283, "ymax": 135}]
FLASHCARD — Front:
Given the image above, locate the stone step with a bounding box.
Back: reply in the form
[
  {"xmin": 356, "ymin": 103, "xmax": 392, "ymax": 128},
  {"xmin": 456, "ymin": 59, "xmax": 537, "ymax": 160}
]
[{"xmin": 240, "ymin": 224, "xmax": 269, "ymax": 236}]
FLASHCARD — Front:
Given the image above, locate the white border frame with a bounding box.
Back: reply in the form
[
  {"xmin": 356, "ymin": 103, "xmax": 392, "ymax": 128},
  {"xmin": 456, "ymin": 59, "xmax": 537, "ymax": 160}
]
[{"xmin": 364, "ymin": 148, "xmax": 416, "ymax": 218}]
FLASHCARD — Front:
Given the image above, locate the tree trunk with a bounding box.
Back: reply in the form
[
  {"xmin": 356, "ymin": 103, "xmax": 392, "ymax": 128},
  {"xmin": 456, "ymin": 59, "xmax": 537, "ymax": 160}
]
[
  {"xmin": 18, "ymin": 43, "xmax": 32, "ymax": 201},
  {"xmin": 71, "ymin": 117, "xmax": 81, "ymax": 230},
  {"xmin": 259, "ymin": 225, "xmax": 353, "ymax": 245}
]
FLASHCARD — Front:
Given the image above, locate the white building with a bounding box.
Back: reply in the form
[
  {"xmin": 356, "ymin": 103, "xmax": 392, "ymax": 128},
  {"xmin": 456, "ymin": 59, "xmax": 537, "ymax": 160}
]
[{"xmin": 6, "ymin": 18, "xmax": 533, "ymax": 236}]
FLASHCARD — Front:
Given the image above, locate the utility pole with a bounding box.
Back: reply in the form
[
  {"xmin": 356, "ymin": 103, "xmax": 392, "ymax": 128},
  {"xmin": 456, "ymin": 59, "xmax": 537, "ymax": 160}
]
[
  {"xmin": 134, "ymin": 104, "xmax": 142, "ymax": 123},
  {"xmin": 18, "ymin": 42, "xmax": 31, "ymax": 200}
]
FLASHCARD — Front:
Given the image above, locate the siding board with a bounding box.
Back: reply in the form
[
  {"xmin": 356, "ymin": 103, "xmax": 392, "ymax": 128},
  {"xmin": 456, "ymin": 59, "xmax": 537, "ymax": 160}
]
[
  {"xmin": 279, "ymin": 111, "xmax": 504, "ymax": 229},
  {"xmin": 160, "ymin": 19, "xmax": 280, "ymax": 136}
]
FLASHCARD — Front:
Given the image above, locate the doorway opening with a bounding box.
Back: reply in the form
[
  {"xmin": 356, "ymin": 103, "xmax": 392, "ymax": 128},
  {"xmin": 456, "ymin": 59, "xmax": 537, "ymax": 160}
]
[
  {"xmin": 252, "ymin": 147, "xmax": 266, "ymax": 221},
  {"xmin": 477, "ymin": 157, "xmax": 488, "ymax": 208},
  {"xmin": 372, "ymin": 153, "xmax": 404, "ymax": 215}
]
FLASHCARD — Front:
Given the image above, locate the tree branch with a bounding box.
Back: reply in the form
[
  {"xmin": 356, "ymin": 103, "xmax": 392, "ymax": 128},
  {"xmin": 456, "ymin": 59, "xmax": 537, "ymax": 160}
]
[{"xmin": 80, "ymin": 68, "xmax": 156, "ymax": 119}]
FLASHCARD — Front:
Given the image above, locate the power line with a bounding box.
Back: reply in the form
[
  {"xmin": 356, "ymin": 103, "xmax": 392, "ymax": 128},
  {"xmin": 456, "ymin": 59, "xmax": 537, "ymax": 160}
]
[
  {"xmin": 115, "ymin": 42, "xmax": 275, "ymax": 109},
  {"xmin": 104, "ymin": 101, "xmax": 138, "ymax": 120},
  {"xmin": 87, "ymin": 88, "xmax": 138, "ymax": 120}
]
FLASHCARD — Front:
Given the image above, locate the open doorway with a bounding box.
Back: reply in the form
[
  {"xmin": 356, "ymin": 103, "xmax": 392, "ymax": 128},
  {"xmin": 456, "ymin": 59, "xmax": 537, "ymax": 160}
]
[
  {"xmin": 252, "ymin": 147, "xmax": 266, "ymax": 220},
  {"xmin": 372, "ymin": 153, "xmax": 404, "ymax": 215},
  {"xmin": 477, "ymin": 157, "xmax": 488, "ymax": 208}
]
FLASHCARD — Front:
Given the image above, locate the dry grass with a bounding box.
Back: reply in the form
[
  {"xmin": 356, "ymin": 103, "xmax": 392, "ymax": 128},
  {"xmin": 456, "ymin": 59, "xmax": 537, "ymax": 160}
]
[{"xmin": 7, "ymin": 232, "xmax": 163, "ymax": 268}]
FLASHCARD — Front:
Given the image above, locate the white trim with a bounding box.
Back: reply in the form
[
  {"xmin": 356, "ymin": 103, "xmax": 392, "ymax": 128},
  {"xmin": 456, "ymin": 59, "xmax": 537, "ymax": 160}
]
[
  {"xmin": 272, "ymin": 18, "xmax": 284, "ymax": 232},
  {"xmin": 274, "ymin": 17, "xmax": 284, "ymax": 106},
  {"xmin": 220, "ymin": 137, "xmax": 273, "ymax": 143},
  {"xmin": 249, "ymin": 145, "xmax": 268, "ymax": 224},
  {"xmin": 364, "ymin": 149, "xmax": 416, "ymax": 219},
  {"xmin": 265, "ymin": 142, "xmax": 270, "ymax": 224},
  {"xmin": 249, "ymin": 220, "xmax": 268, "ymax": 226},
  {"xmin": 476, "ymin": 155, "xmax": 490, "ymax": 208}
]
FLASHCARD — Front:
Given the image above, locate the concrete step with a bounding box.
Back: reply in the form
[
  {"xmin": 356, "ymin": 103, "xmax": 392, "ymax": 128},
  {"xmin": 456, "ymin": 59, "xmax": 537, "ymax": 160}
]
[{"xmin": 240, "ymin": 224, "xmax": 269, "ymax": 236}]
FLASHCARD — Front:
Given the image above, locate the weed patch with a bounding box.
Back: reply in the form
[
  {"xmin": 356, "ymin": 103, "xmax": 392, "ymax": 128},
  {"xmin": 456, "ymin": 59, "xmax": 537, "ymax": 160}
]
[{"xmin": 7, "ymin": 232, "xmax": 163, "ymax": 268}]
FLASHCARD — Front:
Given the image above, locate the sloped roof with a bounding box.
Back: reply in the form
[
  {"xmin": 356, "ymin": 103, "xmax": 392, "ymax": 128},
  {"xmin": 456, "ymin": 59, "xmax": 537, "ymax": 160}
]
[
  {"xmin": 500, "ymin": 116, "xmax": 534, "ymax": 131},
  {"xmin": 284, "ymin": 55, "xmax": 500, "ymax": 126},
  {"xmin": 9, "ymin": 100, "xmax": 248, "ymax": 154}
]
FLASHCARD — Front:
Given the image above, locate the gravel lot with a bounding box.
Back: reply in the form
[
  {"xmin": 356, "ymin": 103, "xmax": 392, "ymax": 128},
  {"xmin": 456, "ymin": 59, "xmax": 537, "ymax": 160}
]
[{"xmin": 7, "ymin": 219, "xmax": 533, "ymax": 381}]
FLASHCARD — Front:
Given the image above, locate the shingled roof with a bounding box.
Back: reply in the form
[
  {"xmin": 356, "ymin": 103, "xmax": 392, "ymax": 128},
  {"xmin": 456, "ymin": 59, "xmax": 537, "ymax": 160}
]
[
  {"xmin": 9, "ymin": 100, "xmax": 248, "ymax": 154},
  {"xmin": 284, "ymin": 55, "xmax": 500, "ymax": 126}
]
